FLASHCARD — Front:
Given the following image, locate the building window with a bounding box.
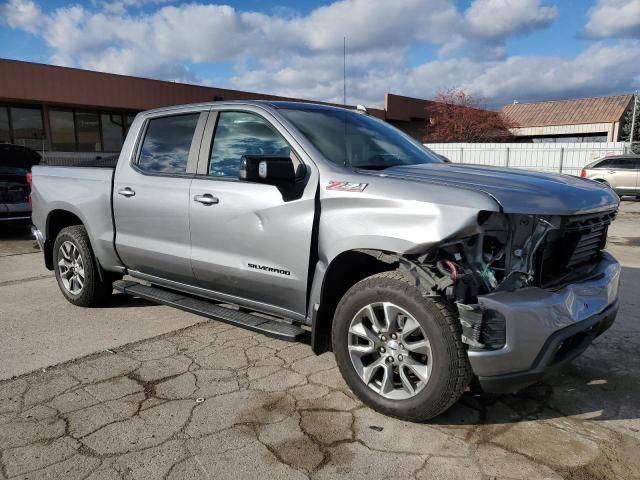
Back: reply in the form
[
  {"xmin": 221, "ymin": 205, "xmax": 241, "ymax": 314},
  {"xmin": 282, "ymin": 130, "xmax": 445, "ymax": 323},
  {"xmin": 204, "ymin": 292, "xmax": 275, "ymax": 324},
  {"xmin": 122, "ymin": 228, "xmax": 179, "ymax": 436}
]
[
  {"xmin": 10, "ymin": 107, "xmax": 44, "ymax": 146},
  {"xmin": 49, "ymin": 110, "xmax": 76, "ymax": 151},
  {"xmin": 76, "ymin": 111, "xmax": 101, "ymax": 151},
  {"xmin": 0, "ymin": 107, "xmax": 10, "ymax": 143},
  {"xmin": 530, "ymin": 134, "xmax": 608, "ymax": 143},
  {"xmin": 101, "ymin": 113, "xmax": 124, "ymax": 152}
]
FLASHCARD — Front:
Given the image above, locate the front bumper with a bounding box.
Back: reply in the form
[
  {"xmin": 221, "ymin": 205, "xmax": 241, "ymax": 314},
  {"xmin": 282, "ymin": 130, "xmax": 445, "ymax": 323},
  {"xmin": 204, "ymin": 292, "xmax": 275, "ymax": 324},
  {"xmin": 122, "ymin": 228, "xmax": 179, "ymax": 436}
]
[{"xmin": 468, "ymin": 251, "xmax": 620, "ymax": 393}]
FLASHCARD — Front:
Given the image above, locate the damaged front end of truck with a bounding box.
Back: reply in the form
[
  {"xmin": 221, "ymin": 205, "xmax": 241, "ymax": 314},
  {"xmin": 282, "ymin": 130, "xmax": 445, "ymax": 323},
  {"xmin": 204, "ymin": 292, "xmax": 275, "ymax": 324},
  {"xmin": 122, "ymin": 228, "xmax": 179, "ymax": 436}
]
[{"xmin": 398, "ymin": 208, "xmax": 620, "ymax": 392}]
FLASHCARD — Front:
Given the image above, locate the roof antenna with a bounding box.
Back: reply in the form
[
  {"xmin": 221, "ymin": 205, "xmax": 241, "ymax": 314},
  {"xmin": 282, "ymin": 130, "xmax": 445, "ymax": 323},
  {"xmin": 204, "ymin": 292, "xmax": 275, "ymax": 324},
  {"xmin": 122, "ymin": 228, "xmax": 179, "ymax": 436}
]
[{"xmin": 343, "ymin": 36, "xmax": 347, "ymax": 107}]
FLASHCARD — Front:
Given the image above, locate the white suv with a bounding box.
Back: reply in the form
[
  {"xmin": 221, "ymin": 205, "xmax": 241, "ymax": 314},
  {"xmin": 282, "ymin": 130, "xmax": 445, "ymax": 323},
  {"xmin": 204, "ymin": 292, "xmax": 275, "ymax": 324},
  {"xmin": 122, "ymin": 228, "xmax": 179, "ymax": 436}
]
[{"xmin": 581, "ymin": 155, "xmax": 640, "ymax": 198}]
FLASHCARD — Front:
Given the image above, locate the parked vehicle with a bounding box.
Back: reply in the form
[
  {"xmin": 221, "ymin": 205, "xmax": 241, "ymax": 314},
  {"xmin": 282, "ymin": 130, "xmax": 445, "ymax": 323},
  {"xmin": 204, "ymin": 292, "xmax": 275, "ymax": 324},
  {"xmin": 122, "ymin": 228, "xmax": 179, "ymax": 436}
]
[
  {"xmin": 31, "ymin": 101, "xmax": 621, "ymax": 421},
  {"xmin": 0, "ymin": 144, "xmax": 40, "ymax": 226},
  {"xmin": 581, "ymin": 155, "xmax": 640, "ymax": 198}
]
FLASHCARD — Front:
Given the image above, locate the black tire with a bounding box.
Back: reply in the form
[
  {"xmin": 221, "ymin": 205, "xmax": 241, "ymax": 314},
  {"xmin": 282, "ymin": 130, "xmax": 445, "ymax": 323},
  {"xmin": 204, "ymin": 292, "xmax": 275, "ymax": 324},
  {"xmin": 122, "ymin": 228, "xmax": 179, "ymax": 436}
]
[
  {"xmin": 53, "ymin": 225, "xmax": 113, "ymax": 307},
  {"xmin": 332, "ymin": 270, "xmax": 471, "ymax": 422}
]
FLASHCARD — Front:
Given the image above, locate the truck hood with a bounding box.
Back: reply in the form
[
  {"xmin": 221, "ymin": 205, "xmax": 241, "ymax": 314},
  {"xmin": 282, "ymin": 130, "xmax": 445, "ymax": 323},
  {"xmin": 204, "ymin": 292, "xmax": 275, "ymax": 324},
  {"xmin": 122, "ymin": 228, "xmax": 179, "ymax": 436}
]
[{"xmin": 382, "ymin": 163, "xmax": 619, "ymax": 215}]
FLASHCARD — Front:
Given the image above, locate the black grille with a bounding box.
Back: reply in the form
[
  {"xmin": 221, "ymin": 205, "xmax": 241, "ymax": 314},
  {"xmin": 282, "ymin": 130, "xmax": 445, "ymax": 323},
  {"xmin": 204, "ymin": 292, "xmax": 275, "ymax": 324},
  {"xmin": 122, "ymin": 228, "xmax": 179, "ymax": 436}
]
[{"xmin": 537, "ymin": 210, "xmax": 616, "ymax": 287}]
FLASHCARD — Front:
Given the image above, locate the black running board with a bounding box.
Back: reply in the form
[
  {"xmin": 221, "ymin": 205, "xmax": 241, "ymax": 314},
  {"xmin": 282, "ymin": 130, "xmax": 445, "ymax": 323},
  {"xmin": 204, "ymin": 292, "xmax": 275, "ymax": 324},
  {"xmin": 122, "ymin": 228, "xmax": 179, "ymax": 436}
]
[{"xmin": 113, "ymin": 280, "xmax": 308, "ymax": 342}]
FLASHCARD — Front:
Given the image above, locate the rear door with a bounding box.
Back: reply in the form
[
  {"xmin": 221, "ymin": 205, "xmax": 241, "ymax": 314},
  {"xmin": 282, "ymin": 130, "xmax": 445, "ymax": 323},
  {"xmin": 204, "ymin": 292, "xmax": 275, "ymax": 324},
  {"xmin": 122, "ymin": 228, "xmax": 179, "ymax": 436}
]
[
  {"xmin": 188, "ymin": 107, "xmax": 318, "ymax": 319},
  {"xmin": 603, "ymin": 157, "xmax": 637, "ymax": 194},
  {"xmin": 113, "ymin": 109, "xmax": 208, "ymax": 285}
]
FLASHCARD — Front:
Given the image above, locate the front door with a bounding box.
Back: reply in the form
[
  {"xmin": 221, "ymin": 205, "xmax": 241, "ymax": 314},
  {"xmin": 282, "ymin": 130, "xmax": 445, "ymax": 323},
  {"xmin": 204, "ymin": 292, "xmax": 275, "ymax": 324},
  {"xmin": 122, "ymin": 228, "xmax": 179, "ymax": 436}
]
[
  {"xmin": 113, "ymin": 110, "xmax": 207, "ymax": 285},
  {"xmin": 188, "ymin": 108, "xmax": 317, "ymax": 318}
]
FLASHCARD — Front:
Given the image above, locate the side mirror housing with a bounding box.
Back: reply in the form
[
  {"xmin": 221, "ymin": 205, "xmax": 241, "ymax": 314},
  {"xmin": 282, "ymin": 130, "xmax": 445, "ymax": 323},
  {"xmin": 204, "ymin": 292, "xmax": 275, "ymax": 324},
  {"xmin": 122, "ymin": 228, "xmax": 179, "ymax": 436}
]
[
  {"xmin": 239, "ymin": 156, "xmax": 304, "ymax": 184},
  {"xmin": 239, "ymin": 155, "xmax": 307, "ymax": 201}
]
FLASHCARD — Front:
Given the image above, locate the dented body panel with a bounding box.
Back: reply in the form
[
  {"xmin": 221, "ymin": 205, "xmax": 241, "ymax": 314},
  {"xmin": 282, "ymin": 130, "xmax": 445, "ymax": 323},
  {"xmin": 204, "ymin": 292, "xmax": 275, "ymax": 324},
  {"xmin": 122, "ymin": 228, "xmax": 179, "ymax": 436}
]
[
  {"xmin": 470, "ymin": 251, "xmax": 620, "ymax": 378},
  {"xmin": 316, "ymin": 173, "xmax": 499, "ymax": 265},
  {"xmin": 382, "ymin": 163, "xmax": 620, "ymax": 215}
]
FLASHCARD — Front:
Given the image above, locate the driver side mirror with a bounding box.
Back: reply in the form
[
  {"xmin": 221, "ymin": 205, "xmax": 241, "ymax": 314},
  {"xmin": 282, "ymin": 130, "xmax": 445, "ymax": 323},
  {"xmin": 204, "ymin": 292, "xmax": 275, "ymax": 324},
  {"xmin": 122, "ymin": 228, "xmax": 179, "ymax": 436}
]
[{"xmin": 239, "ymin": 155, "xmax": 305, "ymax": 184}]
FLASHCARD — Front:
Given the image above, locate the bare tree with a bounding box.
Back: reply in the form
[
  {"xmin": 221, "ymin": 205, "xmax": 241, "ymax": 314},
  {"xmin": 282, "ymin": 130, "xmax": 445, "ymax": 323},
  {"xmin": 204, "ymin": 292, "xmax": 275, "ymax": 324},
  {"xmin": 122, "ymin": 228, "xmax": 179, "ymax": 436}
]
[{"xmin": 423, "ymin": 89, "xmax": 515, "ymax": 143}]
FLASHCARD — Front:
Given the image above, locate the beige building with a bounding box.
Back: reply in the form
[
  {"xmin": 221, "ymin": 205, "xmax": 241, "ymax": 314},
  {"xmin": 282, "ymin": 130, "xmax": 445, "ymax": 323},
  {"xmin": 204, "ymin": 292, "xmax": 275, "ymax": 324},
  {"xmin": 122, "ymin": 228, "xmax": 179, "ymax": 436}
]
[{"xmin": 501, "ymin": 95, "xmax": 634, "ymax": 143}]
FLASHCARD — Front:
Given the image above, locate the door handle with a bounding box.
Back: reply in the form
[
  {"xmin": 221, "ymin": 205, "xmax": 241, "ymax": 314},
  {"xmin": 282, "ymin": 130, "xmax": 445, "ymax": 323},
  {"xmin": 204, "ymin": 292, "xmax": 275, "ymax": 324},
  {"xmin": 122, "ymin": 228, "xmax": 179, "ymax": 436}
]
[
  {"xmin": 194, "ymin": 194, "xmax": 219, "ymax": 205},
  {"xmin": 607, "ymin": 170, "xmax": 616, "ymax": 174},
  {"xmin": 118, "ymin": 187, "xmax": 136, "ymax": 197}
]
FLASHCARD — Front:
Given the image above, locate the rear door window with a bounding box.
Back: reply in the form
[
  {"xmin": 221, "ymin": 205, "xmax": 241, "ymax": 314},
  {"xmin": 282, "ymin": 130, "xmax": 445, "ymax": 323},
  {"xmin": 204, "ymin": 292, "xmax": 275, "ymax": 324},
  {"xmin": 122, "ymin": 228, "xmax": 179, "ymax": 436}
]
[
  {"xmin": 608, "ymin": 158, "xmax": 636, "ymax": 169},
  {"xmin": 138, "ymin": 114, "xmax": 200, "ymax": 174}
]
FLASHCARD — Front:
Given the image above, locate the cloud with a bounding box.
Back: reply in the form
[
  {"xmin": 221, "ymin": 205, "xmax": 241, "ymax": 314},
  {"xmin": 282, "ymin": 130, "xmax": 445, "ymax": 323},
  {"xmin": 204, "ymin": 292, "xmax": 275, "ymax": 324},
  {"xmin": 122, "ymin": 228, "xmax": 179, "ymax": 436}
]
[
  {"xmin": 464, "ymin": 0, "xmax": 558, "ymax": 40},
  {"xmin": 230, "ymin": 41, "xmax": 640, "ymax": 107},
  {"xmin": 0, "ymin": 0, "xmax": 42, "ymax": 32},
  {"xmin": 582, "ymin": 0, "xmax": 640, "ymax": 39},
  {"xmin": 2, "ymin": 0, "xmax": 554, "ymax": 77},
  {"xmin": 2, "ymin": 0, "xmax": 638, "ymax": 108},
  {"xmin": 461, "ymin": 42, "xmax": 640, "ymax": 102}
]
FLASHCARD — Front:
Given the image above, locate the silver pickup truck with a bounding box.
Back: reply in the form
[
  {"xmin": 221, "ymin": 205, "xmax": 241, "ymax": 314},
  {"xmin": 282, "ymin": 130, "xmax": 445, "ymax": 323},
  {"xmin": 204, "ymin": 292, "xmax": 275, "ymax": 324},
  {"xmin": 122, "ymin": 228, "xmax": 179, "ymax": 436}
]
[{"xmin": 31, "ymin": 101, "xmax": 621, "ymax": 421}]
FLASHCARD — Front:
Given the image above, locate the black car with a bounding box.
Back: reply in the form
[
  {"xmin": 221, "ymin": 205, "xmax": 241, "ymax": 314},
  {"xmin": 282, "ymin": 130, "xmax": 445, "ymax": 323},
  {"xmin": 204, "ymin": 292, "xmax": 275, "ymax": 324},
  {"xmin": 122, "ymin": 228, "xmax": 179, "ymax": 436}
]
[{"xmin": 0, "ymin": 144, "xmax": 41, "ymax": 226}]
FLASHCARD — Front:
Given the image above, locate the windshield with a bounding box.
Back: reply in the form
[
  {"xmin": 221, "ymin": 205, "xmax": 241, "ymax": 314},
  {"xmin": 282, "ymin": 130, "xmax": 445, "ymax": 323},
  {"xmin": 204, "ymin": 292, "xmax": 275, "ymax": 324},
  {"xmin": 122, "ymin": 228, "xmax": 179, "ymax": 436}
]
[{"xmin": 279, "ymin": 107, "xmax": 442, "ymax": 170}]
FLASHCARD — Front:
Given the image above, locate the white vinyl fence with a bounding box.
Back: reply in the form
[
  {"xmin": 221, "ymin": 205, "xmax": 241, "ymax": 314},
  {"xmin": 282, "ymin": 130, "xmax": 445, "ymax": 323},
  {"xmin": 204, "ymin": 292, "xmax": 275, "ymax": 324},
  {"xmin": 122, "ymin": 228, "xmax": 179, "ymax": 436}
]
[{"xmin": 424, "ymin": 142, "xmax": 631, "ymax": 176}]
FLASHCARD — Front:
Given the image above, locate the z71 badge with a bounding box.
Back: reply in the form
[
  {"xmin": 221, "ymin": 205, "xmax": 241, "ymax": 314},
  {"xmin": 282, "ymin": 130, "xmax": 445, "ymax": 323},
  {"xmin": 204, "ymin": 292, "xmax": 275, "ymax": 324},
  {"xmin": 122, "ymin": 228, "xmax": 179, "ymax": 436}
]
[{"xmin": 326, "ymin": 180, "xmax": 368, "ymax": 192}]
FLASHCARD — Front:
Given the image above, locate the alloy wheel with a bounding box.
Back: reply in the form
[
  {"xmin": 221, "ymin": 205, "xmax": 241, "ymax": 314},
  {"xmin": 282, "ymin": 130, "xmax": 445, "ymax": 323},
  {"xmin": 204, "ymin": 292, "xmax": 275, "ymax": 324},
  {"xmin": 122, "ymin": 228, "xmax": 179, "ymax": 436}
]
[
  {"xmin": 57, "ymin": 241, "xmax": 85, "ymax": 295},
  {"xmin": 347, "ymin": 302, "xmax": 432, "ymax": 400}
]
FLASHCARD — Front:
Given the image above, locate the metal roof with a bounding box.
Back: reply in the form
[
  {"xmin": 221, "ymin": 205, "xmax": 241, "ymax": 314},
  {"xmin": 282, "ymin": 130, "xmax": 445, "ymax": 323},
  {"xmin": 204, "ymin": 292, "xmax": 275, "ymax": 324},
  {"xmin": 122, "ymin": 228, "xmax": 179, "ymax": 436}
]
[{"xmin": 501, "ymin": 95, "xmax": 633, "ymax": 128}]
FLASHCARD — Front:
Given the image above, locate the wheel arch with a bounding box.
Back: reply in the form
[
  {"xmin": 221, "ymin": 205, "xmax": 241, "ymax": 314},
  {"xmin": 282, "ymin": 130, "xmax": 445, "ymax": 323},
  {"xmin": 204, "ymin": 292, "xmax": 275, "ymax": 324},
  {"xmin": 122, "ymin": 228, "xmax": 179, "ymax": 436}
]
[
  {"xmin": 311, "ymin": 249, "xmax": 400, "ymax": 354},
  {"xmin": 44, "ymin": 209, "xmax": 85, "ymax": 270}
]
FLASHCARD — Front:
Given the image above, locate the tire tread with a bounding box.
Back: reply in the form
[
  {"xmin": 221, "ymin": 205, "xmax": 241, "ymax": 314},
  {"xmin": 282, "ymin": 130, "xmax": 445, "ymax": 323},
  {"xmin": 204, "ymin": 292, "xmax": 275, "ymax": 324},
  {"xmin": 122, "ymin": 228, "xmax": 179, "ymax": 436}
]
[{"xmin": 53, "ymin": 225, "xmax": 113, "ymax": 307}]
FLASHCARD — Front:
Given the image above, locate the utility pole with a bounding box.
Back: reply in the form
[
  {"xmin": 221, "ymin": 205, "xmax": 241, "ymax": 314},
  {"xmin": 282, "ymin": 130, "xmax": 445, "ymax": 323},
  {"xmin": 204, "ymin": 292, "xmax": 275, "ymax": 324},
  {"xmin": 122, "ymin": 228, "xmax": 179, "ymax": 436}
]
[
  {"xmin": 343, "ymin": 37, "xmax": 346, "ymax": 107},
  {"xmin": 630, "ymin": 91, "xmax": 638, "ymax": 145}
]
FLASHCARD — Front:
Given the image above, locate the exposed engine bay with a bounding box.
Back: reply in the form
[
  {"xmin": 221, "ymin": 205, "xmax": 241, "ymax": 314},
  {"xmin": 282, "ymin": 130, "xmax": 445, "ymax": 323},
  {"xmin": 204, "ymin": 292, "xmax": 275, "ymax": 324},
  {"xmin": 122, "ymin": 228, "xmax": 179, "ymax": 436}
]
[{"xmin": 399, "ymin": 209, "xmax": 617, "ymax": 351}]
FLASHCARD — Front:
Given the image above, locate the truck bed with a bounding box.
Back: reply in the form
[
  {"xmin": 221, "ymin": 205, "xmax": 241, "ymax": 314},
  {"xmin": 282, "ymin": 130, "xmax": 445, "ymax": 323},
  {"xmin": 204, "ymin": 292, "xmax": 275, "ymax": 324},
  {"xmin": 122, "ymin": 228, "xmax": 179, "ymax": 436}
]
[{"xmin": 30, "ymin": 165, "xmax": 122, "ymax": 271}]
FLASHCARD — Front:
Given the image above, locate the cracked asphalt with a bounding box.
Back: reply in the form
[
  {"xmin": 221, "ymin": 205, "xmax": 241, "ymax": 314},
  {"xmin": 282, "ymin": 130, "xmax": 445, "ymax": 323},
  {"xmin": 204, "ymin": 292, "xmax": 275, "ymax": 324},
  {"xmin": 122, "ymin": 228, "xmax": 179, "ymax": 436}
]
[{"xmin": 0, "ymin": 200, "xmax": 639, "ymax": 480}]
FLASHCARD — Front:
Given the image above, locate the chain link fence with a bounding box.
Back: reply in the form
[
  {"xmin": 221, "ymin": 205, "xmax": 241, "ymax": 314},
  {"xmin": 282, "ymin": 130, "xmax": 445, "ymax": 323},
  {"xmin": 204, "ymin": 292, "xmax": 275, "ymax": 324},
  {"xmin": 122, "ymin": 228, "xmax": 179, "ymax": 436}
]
[
  {"xmin": 39, "ymin": 151, "xmax": 119, "ymax": 167},
  {"xmin": 424, "ymin": 142, "xmax": 635, "ymax": 176},
  {"xmin": 10, "ymin": 138, "xmax": 118, "ymax": 167}
]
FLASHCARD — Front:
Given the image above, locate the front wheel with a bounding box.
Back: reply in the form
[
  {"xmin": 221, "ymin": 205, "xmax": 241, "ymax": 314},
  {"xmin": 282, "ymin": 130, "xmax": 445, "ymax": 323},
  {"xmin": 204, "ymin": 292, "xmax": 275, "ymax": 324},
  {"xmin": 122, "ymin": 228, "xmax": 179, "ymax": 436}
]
[
  {"xmin": 332, "ymin": 270, "xmax": 471, "ymax": 421},
  {"xmin": 53, "ymin": 225, "xmax": 114, "ymax": 307}
]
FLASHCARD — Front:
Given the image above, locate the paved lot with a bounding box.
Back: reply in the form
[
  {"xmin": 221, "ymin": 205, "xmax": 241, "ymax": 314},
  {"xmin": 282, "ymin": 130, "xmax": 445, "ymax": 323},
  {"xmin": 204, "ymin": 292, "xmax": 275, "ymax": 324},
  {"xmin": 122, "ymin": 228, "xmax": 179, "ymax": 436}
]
[
  {"xmin": 0, "ymin": 200, "xmax": 639, "ymax": 479},
  {"xmin": 0, "ymin": 227, "xmax": 205, "ymax": 380}
]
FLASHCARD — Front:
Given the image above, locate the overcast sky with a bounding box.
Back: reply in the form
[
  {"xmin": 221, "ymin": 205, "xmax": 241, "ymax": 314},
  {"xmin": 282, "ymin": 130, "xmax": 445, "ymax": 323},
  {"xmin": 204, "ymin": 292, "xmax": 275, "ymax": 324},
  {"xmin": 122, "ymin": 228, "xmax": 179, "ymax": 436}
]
[{"xmin": 1, "ymin": 0, "xmax": 639, "ymax": 108}]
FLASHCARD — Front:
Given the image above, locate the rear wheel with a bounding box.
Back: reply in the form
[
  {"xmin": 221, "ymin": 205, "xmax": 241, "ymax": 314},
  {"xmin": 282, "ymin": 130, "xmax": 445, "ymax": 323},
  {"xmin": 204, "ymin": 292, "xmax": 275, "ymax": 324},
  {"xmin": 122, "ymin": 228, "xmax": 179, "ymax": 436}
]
[
  {"xmin": 53, "ymin": 225, "xmax": 114, "ymax": 306},
  {"xmin": 332, "ymin": 270, "xmax": 471, "ymax": 421}
]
